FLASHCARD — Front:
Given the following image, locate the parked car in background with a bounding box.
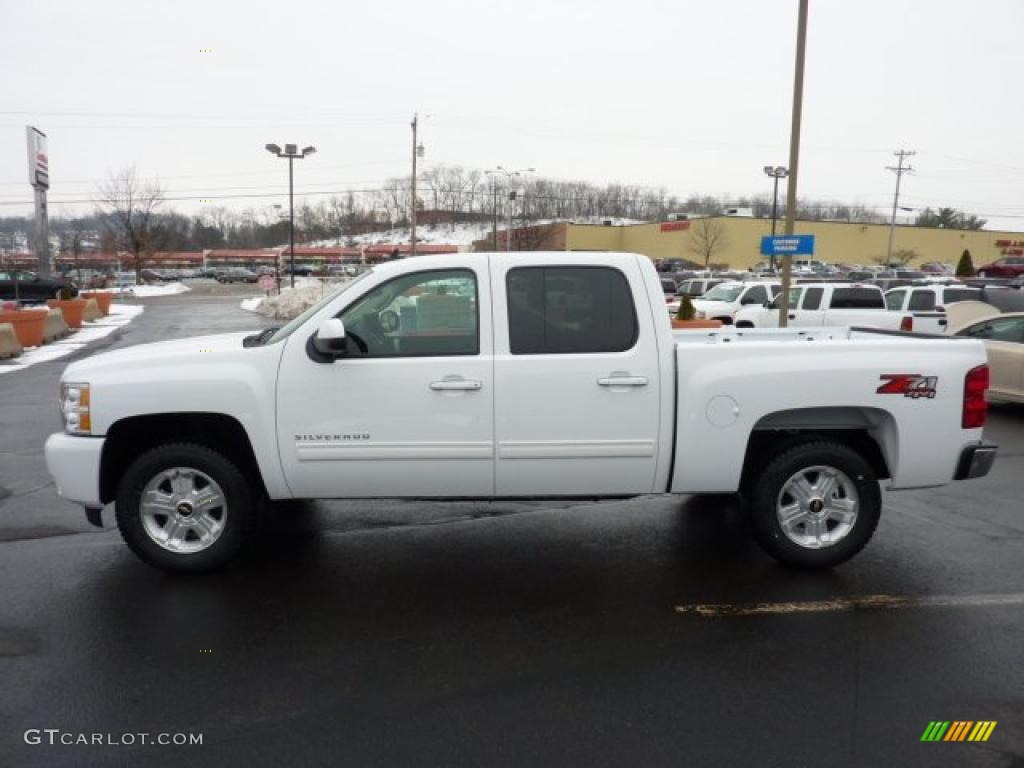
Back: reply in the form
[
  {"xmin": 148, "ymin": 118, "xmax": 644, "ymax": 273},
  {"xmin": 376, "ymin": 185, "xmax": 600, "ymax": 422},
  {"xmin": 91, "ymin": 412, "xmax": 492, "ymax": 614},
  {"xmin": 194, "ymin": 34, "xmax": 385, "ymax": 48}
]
[
  {"xmin": 920, "ymin": 262, "xmax": 953, "ymax": 275},
  {"xmin": 734, "ymin": 282, "xmax": 947, "ymax": 334},
  {"xmin": 954, "ymin": 312, "xmax": 1024, "ymax": 403},
  {"xmin": 845, "ymin": 270, "xmax": 875, "ymax": 282},
  {"xmin": 115, "ymin": 271, "xmax": 138, "ymax": 287},
  {"xmin": 671, "ymin": 280, "xmax": 780, "ymax": 324},
  {"xmin": 216, "ymin": 268, "xmax": 259, "ymax": 284},
  {"xmin": 884, "ymin": 284, "xmax": 982, "ymax": 318},
  {"xmin": 675, "ymin": 278, "xmax": 725, "ymax": 299},
  {"xmin": 139, "ymin": 268, "xmax": 172, "ymax": 283},
  {"xmin": 194, "ymin": 267, "xmax": 221, "ymax": 279},
  {"xmin": 977, "ymin": 257, "xmax": 1024, "ymax": 279},
  {"xmin": 60, "ymin": 269, "xmax": 109, "ymax": 289},
  {"xmin": 0, "ymin": 269, "xmax": 79, "ymax": 303},
  {"xmin": 660, "ymin": 277, "xmax": 677, "ymax": 299}
]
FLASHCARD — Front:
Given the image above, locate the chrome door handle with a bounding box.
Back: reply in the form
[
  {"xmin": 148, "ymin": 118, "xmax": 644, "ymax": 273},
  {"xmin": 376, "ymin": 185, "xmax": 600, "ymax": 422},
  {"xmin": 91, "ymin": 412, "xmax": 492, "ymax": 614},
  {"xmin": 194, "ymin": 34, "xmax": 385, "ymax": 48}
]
[
  {"xmin": 430, "ymin": 379, "xmax": 482, "ymax": 391},
  {"xmin": 597, "ymin": 376, "xmax": 648, "ymax": 387}
]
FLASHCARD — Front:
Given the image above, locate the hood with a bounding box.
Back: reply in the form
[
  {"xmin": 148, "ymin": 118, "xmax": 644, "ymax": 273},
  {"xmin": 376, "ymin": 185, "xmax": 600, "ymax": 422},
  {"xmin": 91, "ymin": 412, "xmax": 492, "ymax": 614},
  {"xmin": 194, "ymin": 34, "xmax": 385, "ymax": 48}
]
[
  {"xmin": 62, "ymin": 331, "xmax": 255, "ymax": 380},
  {"xmin": 692, "ymin": 299, "xmax": 733, "ymax": 313}
]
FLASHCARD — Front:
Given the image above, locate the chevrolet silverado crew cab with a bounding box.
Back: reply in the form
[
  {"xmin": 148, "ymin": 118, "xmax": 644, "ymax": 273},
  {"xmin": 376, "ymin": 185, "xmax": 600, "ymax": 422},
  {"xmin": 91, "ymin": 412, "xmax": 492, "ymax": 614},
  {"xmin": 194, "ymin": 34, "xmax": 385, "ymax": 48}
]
[
  {"xmin": 733, "ymin": 282, "xmax": 948, "ymax": 333},
  {"xmin": 45, "ymin": 252, "xmax": 997, "ymax": 573}
]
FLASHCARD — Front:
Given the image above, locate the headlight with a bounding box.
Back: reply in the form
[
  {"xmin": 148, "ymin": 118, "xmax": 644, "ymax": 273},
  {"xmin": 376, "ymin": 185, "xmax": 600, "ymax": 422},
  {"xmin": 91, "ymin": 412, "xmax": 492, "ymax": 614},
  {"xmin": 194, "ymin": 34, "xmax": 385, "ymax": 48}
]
[{"xmin": 60, "ymin": 382, "xmax": 91, "ymax": 435}]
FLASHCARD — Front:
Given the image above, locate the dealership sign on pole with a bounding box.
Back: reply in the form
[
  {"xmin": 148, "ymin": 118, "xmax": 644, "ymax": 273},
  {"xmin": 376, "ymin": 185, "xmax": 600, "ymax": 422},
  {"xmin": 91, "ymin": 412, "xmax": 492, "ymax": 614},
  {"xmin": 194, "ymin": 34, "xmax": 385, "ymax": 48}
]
[
  {"xmin": 25, "ymin": 126, "xmax": 51, "ymax": 277},
  {"xmin": 760, "ymin": 234, "xmax": 815, "ymax": 256}
]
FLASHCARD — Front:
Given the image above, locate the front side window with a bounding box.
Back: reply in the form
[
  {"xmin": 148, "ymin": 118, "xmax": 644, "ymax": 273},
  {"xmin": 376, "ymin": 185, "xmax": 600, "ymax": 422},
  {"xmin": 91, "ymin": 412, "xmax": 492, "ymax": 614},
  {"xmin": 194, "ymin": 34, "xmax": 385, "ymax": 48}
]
[
  {"xmin": 741, "ymin": 285, "xmax": 769, "ymax": 305},
  {"xmin": 507, "ymin": 266, "xmax": 637, "ymax": 354},
  {"xmin": 340, "ymin": 269, "xmax": 478, "ymax": 357},
  {"xmin": 908, "ymin": 290, "xmax": 935, "ymax": 311},
  {"xmin": 958, "ymin": 318, "xmax": 1024, "ymax": 343}
]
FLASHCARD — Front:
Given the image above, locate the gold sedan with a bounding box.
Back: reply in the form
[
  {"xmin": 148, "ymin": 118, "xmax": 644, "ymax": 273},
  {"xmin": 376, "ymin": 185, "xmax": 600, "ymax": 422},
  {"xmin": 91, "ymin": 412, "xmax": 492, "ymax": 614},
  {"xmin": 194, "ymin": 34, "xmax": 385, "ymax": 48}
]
[{"xmin": 953, "ymin": 312, "xmax": 1024, "ymax": 404}]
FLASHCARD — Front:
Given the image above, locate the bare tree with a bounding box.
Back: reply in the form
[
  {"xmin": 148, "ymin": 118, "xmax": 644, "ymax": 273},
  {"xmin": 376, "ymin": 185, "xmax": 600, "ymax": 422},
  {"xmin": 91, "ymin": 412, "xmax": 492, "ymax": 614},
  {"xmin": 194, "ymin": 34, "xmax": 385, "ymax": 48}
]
[
  {"xmin": 96, "ymin": 167, "xmax": 166, "ymax": 279},
  {"xmin": 687, "ymin": 218, "xmax": 729, "ymax": 268}
]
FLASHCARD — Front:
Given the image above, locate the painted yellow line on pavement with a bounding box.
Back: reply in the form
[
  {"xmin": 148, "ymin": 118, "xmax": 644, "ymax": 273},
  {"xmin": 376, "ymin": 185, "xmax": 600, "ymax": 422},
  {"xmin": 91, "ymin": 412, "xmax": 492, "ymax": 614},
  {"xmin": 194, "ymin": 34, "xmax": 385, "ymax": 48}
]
[{"xmin": 673, "ymin": 592, "xmax": 1024, "ymax": 617}]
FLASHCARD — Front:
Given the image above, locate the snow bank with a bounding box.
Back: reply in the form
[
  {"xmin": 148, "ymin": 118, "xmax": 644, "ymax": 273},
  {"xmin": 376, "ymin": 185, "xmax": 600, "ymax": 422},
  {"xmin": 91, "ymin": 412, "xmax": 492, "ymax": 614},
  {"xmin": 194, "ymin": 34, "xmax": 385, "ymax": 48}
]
[
  {"xmin": 0, "ymin": 304, "xmax": 144, "ymax": 376},
  {"xmin": 240, "ymin": 280, "xmax": 341, "ymax": 321},
  {"xmin": 111, "ymin": 282, "xmax": 191, "ymax": 297}
]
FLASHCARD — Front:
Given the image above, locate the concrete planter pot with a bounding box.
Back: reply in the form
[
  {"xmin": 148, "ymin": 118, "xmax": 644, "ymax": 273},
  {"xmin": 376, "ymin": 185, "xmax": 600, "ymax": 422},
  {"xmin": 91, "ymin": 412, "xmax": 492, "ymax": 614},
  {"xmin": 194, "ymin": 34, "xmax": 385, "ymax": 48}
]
[
  {"xmin": 46, "ymin": 299, "xmax": 88, "ymax": 329},
  {"xmin": 0, "ymin": 308, "xmax": 48, "ymax": 347},
  {"xmin": 671, "ymin": 318, "xmax": 723, "ymax": 330},
  {"xmin": 80, "ymin": 291, "xmax": 113, "ymax": 315}
]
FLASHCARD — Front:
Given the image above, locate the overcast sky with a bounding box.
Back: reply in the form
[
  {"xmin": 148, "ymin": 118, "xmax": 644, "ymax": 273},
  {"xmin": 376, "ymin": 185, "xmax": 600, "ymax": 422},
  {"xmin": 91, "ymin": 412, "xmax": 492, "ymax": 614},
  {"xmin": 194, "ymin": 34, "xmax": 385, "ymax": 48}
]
[{"xmin": 2, "ymin": 0, "xmax": 1023, "ymax": 230}]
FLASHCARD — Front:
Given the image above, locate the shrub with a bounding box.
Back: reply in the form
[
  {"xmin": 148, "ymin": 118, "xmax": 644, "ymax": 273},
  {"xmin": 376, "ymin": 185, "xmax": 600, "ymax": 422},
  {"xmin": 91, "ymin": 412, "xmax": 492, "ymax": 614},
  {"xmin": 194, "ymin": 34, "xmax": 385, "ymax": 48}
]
[
  {"xmin": 955, "ymin": 249, "xmax": 975, "ymax": 277},
  {"xmin": 676, "ymin": 294, "xmax": 696, "ymax": 321}
]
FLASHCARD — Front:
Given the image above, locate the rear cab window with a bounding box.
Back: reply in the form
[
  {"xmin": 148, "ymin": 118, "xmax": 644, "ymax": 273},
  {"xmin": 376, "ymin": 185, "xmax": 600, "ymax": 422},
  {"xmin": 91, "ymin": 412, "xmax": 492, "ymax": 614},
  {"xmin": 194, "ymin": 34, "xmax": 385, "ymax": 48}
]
[{"xmin": 829, "ymin": 287, "xmax": 885, "ymax": 309}]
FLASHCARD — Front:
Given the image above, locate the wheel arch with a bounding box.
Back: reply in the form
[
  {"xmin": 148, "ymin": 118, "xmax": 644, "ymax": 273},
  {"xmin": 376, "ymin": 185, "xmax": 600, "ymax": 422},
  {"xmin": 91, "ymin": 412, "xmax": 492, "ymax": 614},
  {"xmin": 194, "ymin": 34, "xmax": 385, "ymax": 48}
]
[
  {"xmin": 100, "ymin": 413, "xmax": 268, "ymax": 504},
  {"xmin": 740, "ymin": 406, "xmax": 897, "ymax": 491}
]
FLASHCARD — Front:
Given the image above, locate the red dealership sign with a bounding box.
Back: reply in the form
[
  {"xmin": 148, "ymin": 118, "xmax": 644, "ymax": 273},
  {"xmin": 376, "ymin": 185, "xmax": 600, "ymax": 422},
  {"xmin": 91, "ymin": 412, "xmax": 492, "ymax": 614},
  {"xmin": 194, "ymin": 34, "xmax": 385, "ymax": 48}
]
[{"xmin": 660, "ymin": 221, "xmax": 691, "ymax": 232}]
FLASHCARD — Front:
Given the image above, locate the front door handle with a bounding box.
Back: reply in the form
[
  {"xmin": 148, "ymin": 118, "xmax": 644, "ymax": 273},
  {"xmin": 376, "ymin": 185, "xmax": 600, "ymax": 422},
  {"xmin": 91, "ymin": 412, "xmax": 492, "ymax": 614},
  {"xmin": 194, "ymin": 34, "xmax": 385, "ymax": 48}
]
[
  {"xmin": 430, "ymin": 379, "xmax": 482, "ymax": 391},
  {"xmin": 597, "ymin": 376, "xmax": 648, "ymax": 387}
]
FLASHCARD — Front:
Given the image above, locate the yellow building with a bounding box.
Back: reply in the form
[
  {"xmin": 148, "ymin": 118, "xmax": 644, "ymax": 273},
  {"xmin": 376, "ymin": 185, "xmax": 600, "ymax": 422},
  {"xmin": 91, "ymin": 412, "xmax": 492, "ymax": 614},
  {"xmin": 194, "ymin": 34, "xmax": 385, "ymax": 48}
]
[{"xmin": 545, "ymin": 218, "xmax": 1024, "ymax": 270}]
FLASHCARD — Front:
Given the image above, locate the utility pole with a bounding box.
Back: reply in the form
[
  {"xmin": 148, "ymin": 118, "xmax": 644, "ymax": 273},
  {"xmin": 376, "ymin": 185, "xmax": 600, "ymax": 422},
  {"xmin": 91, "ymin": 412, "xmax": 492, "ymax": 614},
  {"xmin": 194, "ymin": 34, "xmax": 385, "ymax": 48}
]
[
  {"xmin": 410, "ymin": 113, "xmax": 419, "ymax": 258},
  {"xmin": 492, "ymin": 177, "xmax": 499, "ymax": 250},
  {"xmin": 777, "ymin": 0, "xmax": 808, "ymax": 329},
  {"xmin": 885, "ymin": 150, "xmax": 915, "ymax": 266}
]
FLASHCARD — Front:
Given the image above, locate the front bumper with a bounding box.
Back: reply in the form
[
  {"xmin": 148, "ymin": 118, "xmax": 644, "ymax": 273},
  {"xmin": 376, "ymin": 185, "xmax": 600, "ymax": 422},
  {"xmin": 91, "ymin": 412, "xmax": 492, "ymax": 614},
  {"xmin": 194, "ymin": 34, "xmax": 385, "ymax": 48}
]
[
  {"xmin": 44, "ymin": 432, "xmax": 105, "ymax": 508},
  {"xmin": 953, "ymin": 442, "xmax": 998, "ymax": 481}
]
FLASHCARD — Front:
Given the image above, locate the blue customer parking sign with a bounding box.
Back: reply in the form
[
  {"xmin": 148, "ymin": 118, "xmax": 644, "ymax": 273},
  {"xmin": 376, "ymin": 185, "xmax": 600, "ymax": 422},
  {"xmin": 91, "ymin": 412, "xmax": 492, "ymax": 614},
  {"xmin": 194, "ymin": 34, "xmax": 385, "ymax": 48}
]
[{"xmin": 760, "ymin": 234, "xmax": 815, "ymax": 256}]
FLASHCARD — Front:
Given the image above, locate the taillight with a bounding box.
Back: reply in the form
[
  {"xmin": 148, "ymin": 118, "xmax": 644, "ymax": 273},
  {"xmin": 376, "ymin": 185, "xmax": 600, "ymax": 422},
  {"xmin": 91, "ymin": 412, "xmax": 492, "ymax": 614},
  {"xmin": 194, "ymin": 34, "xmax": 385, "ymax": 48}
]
[
  {"xmin": 900, "ymin": 316, "xmax": 913, "ymax": 332},
  {"xmin": 962, "ymin": 364, "xmax": 989, "ymax": 429}
]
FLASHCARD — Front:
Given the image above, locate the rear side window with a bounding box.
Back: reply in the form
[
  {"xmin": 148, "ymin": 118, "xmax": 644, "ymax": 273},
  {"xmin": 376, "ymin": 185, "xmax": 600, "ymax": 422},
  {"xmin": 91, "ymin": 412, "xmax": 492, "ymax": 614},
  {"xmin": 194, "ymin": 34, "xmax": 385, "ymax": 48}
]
[
  {"xmin": 507, "ymin": 267, "xmax": 638, "ymax": 354},
  {"xmin": 885, "ymin": 290, "xmax": 906, "ymax": 311},
  {"xmin": 830, "ymin": 288, "xmax": 884, "ymax": 309},
  {"xmin": 908, "ymin": 290, "xmax": 936, "ymax": 311},
  {"xmin": 801, "ymin": 287, "xmax": 824, "ymax": 310},
  {"xmin": 943, "ymin": 288, "xmax": 980, "ymax": 304}
]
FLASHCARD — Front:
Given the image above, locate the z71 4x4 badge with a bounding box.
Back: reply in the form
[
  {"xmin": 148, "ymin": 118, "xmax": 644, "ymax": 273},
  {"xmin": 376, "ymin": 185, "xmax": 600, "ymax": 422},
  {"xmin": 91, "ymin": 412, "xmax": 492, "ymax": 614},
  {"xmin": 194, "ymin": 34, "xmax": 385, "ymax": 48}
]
[{"xmin": 877, "ymin": 374, "xmax": 938, "ymax": 399}]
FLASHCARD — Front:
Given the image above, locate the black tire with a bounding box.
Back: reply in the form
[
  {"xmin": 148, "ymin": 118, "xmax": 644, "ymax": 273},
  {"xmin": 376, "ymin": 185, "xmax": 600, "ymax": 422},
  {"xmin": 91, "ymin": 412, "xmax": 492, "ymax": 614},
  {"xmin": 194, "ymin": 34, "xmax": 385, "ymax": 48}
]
[
  {"xmin": 747, "ymin": 440, "xmax": 881, "ymax": 568},
  {"xmin": 735, "ymin": 321, "xmax": 755, "ymax": 328},
  {"xmin": 115, "ymin": 442, "xmax": 259, "ymax": 573}
]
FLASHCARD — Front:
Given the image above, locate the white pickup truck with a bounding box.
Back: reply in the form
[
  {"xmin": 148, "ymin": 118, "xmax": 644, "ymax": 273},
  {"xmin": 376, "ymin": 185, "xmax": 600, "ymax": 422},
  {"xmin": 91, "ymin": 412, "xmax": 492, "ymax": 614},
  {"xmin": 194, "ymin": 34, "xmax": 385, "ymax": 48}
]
[
  {"xmin": 733, "ymin": 282, "xmax": 948, "ymax": 333},
  {"xmin": 45, "ymin": 252, "xmax": 997, "ymax": 573}
]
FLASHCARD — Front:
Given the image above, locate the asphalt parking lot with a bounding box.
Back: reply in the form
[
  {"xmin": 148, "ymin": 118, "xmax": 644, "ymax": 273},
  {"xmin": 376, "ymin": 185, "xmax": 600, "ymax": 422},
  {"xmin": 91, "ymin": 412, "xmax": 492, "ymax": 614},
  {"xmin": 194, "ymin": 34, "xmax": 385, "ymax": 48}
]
[{"xmin": 1, "ymin": 286, "xmax": 1022, "ymax": 767}]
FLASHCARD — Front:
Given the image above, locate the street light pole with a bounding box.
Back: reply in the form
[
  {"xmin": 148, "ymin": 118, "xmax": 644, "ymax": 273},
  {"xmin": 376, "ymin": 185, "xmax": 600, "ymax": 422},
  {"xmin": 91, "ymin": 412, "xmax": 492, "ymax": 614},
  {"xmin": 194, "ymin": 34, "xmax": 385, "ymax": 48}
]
[
  {"xmin": 265, "ymin": 143, "xmax": 316, "ymax": 288},
  {"xmin": 411, "ymin": 114, "xmax": 424, "ymax": 258},
  {"xmin": 763, "ymin": 165, "xmax": 789, "ymax": 271},
  {"xmin": 486, "ymin": 166, "xmax": 534, "ymax": 252}
]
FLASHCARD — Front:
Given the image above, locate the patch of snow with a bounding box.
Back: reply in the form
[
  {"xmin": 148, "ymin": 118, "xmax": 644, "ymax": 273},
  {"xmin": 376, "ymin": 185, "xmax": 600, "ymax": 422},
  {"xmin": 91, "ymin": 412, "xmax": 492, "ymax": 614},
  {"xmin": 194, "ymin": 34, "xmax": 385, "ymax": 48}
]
[
  {"xmin": 0, "ymin": 304, "xmax": 145, "ymax": 376},
  {"xmin": 110, "ymin": 282, "xmax": 191, "ymax": 297}
]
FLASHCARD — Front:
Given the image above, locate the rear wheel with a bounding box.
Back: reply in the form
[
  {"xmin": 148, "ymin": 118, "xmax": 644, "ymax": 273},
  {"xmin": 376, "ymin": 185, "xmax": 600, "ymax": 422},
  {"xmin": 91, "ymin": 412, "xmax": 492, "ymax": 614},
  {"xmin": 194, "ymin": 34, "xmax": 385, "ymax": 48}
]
[
  {"xmin": 747, "ymin": 440, "xmax": 881, "ymax": 568},
  {"xmin": 115, "ymin": 443, "xmax": 259, "ymax": 573}
]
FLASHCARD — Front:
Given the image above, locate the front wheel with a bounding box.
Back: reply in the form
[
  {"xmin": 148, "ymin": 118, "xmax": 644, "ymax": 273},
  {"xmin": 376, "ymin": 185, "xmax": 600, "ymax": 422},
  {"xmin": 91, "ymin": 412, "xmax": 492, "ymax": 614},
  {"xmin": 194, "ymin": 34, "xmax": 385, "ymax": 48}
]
[
  {"xmin": 115, "ymin": 443, "xmax": 259, "ymax": 573},
  {"xmin": 747, "ymin": 440, "xmax": 881, "ymax": 568}
]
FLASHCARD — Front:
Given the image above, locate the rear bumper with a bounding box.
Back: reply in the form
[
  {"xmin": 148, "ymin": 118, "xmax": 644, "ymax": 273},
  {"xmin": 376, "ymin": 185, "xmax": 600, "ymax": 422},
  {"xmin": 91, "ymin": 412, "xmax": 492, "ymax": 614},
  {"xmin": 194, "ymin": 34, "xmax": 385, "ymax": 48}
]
[
  {"xmin": 953, "ymin": 442, "xmax": 998, "ymax": 481},
  {"xmin": 44, "ymin": 432, "xmax": 105, "ymax": 508}
]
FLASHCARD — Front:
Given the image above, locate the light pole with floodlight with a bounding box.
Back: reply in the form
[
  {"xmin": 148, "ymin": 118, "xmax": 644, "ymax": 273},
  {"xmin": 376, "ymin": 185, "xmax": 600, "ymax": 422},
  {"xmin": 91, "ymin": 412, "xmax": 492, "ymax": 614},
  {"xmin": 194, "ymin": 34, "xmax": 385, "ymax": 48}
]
[
  {"xmin": 763, "ymin": 165, "xmax": 788, "ymax": 271},
  {"xmin": 485, "ymin": 166, "xmax": 535, "ymax": 251},
  {"xmin": 265, "ymin": 143, "xmax": 316, "ymax": 288}
]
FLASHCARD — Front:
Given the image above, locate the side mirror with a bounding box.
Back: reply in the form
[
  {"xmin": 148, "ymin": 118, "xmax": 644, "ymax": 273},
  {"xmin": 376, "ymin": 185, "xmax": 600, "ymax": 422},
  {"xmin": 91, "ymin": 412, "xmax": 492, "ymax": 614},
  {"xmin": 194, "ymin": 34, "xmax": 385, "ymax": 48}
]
[{"xmin": 313, "ymin": 318, "xmax": 347, "ymax": 357}]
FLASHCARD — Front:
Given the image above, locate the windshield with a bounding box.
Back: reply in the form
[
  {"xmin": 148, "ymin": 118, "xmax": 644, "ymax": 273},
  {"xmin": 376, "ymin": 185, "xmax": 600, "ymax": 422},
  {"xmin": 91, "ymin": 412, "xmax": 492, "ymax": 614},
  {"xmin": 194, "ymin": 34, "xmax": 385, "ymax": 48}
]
[
  {"xmin": 266, "ymin": 270, "xmax": 374, "ymax": 344},
  {"xmin": 702, "ymin": 284, "xmax": 744, "ymax": 302}
]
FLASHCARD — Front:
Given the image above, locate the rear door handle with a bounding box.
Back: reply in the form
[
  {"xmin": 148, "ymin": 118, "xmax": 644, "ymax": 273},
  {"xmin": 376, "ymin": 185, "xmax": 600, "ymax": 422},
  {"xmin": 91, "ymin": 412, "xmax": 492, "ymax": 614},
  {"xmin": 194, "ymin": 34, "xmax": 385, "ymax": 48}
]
[
  {"xmin": 430, "ymin": 379, "xmax": 482, "ymax": 391},
  {"xmin": 597, "ymin": 376, "xmax": 648, "ymax": 387},
  {"xmin": 788, "ymin": 313, "xmax": 796, "ymax": 320}
]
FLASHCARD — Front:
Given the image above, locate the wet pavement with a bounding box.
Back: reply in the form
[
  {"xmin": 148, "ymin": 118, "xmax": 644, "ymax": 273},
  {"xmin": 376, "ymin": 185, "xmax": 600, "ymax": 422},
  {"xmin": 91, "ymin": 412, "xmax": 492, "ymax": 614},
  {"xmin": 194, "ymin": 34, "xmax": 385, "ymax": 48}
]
[{"xmin": 1, "ymin": 287, "xmax": 1022, "ymax": 767}]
